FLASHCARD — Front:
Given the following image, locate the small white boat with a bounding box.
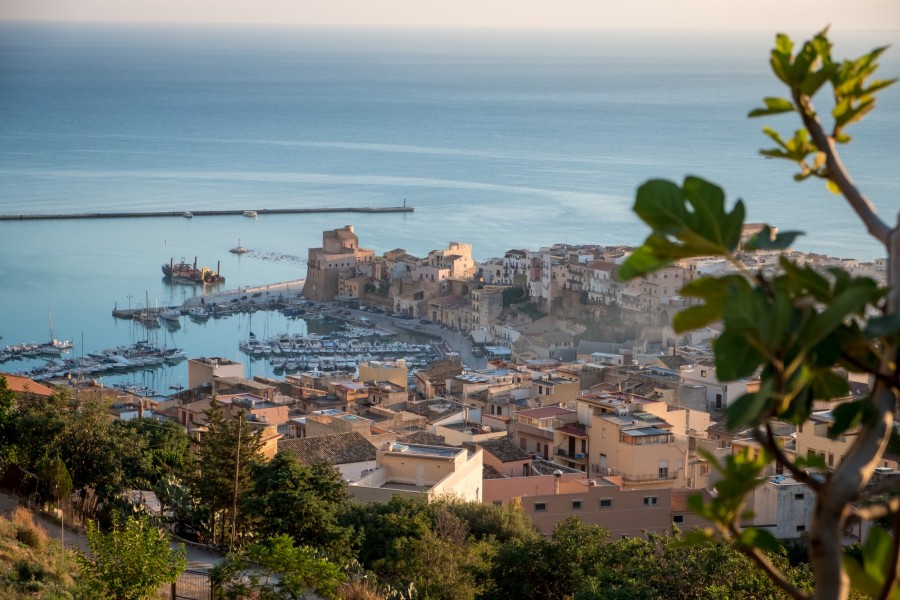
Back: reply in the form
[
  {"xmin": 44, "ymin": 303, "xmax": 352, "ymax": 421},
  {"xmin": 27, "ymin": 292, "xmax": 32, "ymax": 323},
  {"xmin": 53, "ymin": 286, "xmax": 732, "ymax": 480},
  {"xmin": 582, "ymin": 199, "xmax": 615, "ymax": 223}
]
[
  {"xmin": 188, "ymin": 306, "xmax": 210, "ymax": 320},
  {"xmin": 230, "ymin": 239, "xmax": 249, "ymax": 254},
  {"xmin": 243, "ymin": 210, "xmax": 257, "ymax": 218},
  {"xmin": 159, "ymin": 308, "xmax": 182, "ymax": 322},
  {"xmin": 183, "ymin": 211, "xmax": 194, "ymax": 219}
]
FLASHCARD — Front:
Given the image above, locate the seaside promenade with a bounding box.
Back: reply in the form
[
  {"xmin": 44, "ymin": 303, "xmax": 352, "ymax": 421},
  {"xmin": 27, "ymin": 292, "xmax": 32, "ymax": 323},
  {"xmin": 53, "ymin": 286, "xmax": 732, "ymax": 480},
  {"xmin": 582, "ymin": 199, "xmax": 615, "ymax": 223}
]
[{"xmin": 181, "ymin": 279, "xmax": 306, "ymax": 308}]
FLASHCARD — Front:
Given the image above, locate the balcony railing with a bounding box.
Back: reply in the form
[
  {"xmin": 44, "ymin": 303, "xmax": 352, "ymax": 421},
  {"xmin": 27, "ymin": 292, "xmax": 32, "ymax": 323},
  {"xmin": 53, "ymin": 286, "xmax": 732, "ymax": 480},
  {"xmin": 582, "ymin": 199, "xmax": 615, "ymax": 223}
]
[
  {"xmin": 594, "ymin": 466, "xmax": 679, "ymax": 482},
  {"xmin": 556, "ymin": 448, "xmax": 588, "ymax": 463}
]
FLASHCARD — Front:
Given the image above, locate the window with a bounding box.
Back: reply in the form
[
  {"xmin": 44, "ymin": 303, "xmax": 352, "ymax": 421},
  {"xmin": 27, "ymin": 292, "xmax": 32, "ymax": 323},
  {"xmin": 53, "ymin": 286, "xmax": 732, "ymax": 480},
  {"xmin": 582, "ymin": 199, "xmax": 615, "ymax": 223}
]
[
  {"xmin": 673, "ymin": 515, "xmax": 684, "ymax": 523},
  {"xmin": 797, "ymin": 525, "xmax": 806, "ymax": 532},
  {"xmin": 701, "ymin": 369, "xmax": 707, "ymax": 378},
  {"xmin": 659, "ymin": 460, "xmax": 669, "ymax": 480},
  {"xmin": 643, "ymin": 496, "xmax": 658, "ymax": 506},
  {"xmin": 572, "ymin": 500, "xmax": 582, "ymax": 510},
  {"xmin": 492, "ymin": 500, "xmax": 502, "ymax": 506},
  {"xmin": 715, "ymin": 393, "xmax": 723, "ymax": 409},
  {"xmin": 534, "ymin": 503, "xmax": 547, "ymax": 512},
  {"xmin": 600, "ymin": 499, "xmax": 613, "ymax": 508},
  {"xmin": 795, "ymin": 493, "xmax": 805, "ymax": 500}
]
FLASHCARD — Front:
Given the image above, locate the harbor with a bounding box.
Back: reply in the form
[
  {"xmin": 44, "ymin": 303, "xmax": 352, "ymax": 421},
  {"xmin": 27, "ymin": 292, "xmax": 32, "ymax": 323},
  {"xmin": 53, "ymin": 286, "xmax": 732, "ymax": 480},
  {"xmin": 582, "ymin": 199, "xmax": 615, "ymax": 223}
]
[{"xmin": 0, "ymin": 204, "xmax": 413, "ymax": 221}]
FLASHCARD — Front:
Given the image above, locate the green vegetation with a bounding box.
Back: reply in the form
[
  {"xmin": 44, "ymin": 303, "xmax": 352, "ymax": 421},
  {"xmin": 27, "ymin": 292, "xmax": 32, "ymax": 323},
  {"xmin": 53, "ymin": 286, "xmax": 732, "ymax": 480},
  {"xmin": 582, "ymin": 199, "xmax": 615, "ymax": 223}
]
[
  {"xmin": 77, "ymin": 512, "xmax": 186, "ymax": 600},
  {"xmin": 0, "ymin": 508, "xmax": 79, "ymax": 599},
  {"xmin": 621, "ymin": 30, "xmax": 898, "ymax": 600}
]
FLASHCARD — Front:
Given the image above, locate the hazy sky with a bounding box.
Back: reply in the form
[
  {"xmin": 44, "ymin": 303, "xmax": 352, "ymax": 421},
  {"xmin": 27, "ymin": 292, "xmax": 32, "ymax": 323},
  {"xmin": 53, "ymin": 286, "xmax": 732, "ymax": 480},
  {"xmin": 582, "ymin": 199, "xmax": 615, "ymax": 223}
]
[{"xmin": 2, "ymin": 0, "xmax": 898, "ymax": 30}]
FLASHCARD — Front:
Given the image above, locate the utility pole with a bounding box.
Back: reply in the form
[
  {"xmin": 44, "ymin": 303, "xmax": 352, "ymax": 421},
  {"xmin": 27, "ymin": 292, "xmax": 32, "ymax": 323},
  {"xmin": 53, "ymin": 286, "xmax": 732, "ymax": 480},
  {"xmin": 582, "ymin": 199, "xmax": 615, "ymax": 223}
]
[{"xmin": 230, "ymin": 413, "xmax": 242, "ymax": 552}]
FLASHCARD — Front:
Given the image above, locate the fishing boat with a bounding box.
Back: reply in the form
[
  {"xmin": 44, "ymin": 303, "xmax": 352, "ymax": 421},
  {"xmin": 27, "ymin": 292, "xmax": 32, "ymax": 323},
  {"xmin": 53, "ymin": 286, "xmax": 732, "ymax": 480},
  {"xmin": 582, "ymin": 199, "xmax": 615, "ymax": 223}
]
[
  {"xmin": 162, "ymin": 257, "xmax": 225, "ymax": 285},
  {"xmin": 183, "ymin": 211, "xmax": 193, "ymax": 218},
  {"xmin": 243, "ymin": 210, "xmax": 257, "ymax": 218}
]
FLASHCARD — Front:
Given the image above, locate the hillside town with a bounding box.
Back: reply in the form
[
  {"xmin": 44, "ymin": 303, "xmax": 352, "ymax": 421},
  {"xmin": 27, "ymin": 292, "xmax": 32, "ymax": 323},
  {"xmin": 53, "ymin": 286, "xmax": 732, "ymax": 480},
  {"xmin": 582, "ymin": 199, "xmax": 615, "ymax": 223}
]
[{"xmin": 4, "ymin": 222, "xmax": 889, "ymax": 555}]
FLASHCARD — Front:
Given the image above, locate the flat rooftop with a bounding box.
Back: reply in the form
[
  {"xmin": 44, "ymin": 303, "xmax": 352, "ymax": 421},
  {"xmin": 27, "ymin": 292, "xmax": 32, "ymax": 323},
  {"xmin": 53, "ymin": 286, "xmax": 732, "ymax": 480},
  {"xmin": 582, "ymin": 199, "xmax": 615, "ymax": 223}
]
[{"xmin": 385, "ymin": 442, "xmax": 464, "ymax": 458}]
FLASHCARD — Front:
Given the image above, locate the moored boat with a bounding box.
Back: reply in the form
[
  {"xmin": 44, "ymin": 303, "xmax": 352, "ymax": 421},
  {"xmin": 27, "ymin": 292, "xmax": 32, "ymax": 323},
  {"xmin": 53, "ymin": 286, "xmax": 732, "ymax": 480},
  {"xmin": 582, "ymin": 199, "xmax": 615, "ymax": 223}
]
[{"xmin": 162, "ymin": 257, "xmax": 224, "ymax": 285}]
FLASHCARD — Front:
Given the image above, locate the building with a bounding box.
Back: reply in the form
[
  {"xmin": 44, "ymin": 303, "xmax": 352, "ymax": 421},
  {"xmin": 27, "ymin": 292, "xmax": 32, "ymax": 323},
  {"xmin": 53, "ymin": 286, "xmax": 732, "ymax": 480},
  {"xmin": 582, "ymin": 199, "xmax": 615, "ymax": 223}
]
[
  {"xmin": 187, "ymin": 357, "xmax": 244, "ymax": 389},
  {"xmin": 514, "ymin": 406, "xmax": 578, "ymax": 460},
  {"xmin": 483, "ymin": 472, "xmax": 706, "ymax": 537},
  {"xmin": 277, "ymin": 431, "xmax": 378, "ymax": 482},
  {"xmin": 358, "ymin": 359, "xmax": 410, "ymax": 390},
  {"xmin": 349, "ymin": 442, "xmax": 484, "ymax": 503},
  {"xmin": 743, "ymin": 474, "xmax": 817, "ymax": 540},
  {"xmin": 303, "ymin": 225, "xmax": 376, "ymax": 302}
]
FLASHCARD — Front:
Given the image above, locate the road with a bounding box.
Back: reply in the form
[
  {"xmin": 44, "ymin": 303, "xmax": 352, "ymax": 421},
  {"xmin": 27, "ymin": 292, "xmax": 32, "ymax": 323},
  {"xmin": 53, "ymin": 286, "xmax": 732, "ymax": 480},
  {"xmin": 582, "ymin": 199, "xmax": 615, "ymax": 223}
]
[{"xmin": 0, "ymin": 491, "xmax": 223, "ymax": 570}]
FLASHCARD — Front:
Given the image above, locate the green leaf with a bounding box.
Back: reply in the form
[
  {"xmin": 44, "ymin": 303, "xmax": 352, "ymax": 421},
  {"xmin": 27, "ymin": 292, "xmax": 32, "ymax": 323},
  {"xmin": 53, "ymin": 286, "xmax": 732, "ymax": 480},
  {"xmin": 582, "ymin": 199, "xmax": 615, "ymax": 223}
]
[
  {"xmin": 623, "ymin": 177, "xmax": 747, "ymax": 279},
  {"xmin": 779, "ymin": 258, "xmax": 830, "ymax": 301},
  {"xmin": 748, "ymin": 97, "xmax": 795, "ymax": 118},
  {"xmin": 790, "ymin": 40, "xmax": 818, "ymax": 84},
  {"xmin": 844, "ymin": 554, "xmax": 884, "ymax": 599},
  {"xmin": 722, "ymin": 289, "xmax": 769, "ymax": 334},
  {"xmin": 863, "ymin": 526, "xmax": 892, "ymax": 582},
  {"xmin": 715, "ymin": 330, "xmax": 765, "ymax": 381},
  {"xmin": 726, "ymin": 386, "xmax": 770, "ymax": 430},
  {"xmin": 798, "ymin": 63, "xmax": 838, "ymax": 96},
  {"xmin": 619, "ymin": 243, "xmax": 672, "ymax": 280},
  {"xmin": 828, "ymin": 399, "xmax": 868, "ymax": 438},
  {"xmin": 804, "ymin": 283, "xmax": 878, "ymax": 348},
  {"xmin": 738, "ymin": 528, "xmax": 782, "ymax": 554},
  {"xmin": 743, "ymin": 225, "xmax": 804, "ymax": 251},
  {"xmin": 673, "ymin": 305, "xmax": 720, "ymax": 333}
]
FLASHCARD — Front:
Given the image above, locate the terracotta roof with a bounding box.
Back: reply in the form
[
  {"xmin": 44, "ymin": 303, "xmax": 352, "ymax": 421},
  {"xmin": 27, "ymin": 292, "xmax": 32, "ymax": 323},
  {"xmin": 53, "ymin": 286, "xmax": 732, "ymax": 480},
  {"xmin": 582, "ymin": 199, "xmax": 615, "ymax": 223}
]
[
  {"xmin": 516, "ymin": 406, "xmax": 574, "ymax": 419},
  {"xmin": 656, "ymin": 355, "xmax": 692, "ymax": 370},
  {"xmin": 418, "ymin": 358, "xmax": 463, "ymax": 383},
  {"xmin": 482, "ymin": 464, "xmax": 506, "ymax": 479},
  {"xmin": 530, "ymin": 459, "xmax": 582, "ymax": 475},
  {"xmin": 476, "ymin": 438, "xmax": 530, "ymax": 462},
  {"xmin": 2, "ymin": 373, "xmax": 53, "ymax": 396},
  {"xmin": 556, "ymin": 424, "xmax": 588, "ymax": 437},
  {"xmin": 278, "ymin": 432, "xmax": 377, "ymax": 465},
  {"xmin": 671, "ymin": 488, "xmax": 710, "ymax": 512}
]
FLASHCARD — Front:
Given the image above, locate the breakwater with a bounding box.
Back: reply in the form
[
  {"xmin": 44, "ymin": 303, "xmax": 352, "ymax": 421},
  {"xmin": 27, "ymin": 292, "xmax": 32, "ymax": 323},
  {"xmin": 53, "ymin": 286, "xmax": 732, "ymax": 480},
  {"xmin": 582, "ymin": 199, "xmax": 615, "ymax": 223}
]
[{"xmin": 0, "ymin": 205, "xmax": 413, "ymax": 221}]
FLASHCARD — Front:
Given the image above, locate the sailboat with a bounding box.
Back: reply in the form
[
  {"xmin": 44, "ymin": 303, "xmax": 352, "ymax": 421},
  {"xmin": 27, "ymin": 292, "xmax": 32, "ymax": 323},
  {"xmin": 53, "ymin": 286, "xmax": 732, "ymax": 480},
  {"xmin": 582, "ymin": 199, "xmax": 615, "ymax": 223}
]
[
  {"xmin": 229, "ymin": 239, "xmax": 249, "ymax": 254},
  {"xmin": 38, "ymin": 307, "xmax": 73, "ymax": 355},
  {"xmin": 134, "ymin": 292, "xmax": 160, "ymax": 328}
]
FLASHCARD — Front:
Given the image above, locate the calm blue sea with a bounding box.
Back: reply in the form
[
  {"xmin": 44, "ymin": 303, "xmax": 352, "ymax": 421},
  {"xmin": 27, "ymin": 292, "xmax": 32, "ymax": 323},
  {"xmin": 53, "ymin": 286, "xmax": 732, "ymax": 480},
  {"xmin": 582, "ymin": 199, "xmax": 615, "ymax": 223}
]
[{"xmin": 1, "ymin": 22, "xmax": 898, "ymax": 391}]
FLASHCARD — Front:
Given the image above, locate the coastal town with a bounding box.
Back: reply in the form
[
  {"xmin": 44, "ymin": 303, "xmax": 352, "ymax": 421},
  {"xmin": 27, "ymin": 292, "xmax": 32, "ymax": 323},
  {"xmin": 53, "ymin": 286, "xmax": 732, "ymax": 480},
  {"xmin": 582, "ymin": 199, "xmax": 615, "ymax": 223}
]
[{"xmin": 3, "ymin": 222, "xmax": 889, "ymax": 551}]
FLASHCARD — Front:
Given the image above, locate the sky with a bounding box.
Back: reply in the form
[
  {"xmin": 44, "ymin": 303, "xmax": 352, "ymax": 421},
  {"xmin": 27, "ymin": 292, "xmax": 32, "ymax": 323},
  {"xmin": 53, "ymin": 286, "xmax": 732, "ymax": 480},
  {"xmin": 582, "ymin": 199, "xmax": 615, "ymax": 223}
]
[{"xmin": 1, "ymin": 0, "xmax": 898, "ymax": 30}]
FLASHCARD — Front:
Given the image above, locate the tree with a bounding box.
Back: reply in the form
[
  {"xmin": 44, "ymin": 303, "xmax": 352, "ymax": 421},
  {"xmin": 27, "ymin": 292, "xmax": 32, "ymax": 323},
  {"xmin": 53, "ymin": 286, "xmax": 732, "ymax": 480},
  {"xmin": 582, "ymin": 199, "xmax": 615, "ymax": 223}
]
[
  {"xmin": 0, "ymin": 375, "xmax": 14, "ymax": 468},
  {"xmin": 242, "ymin": 453, "xmax": 353, "ymax": 560},
  {"xmin": 117, "ymin": 417, "xmax": 194, "ymax": 489},
  {"xmin": 193, "ymin": 399, "xmax": 263, "ymax": 548},
  {"xmin": 211, "ymin": 534, "xmax": 345, "ymax": 600},
  {"xmin": 78, "ymin": 512, "xmax": 186, "ymax": 600},
  {"xmin": 620, "ymin": 30, "xmax": 898, "ymax": 600}
]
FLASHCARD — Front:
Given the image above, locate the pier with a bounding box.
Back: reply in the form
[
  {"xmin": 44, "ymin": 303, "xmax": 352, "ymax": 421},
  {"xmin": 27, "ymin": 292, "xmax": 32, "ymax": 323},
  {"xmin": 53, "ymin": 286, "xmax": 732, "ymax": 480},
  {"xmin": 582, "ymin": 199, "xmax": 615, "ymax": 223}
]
[{"xmin": 0, "ymin": 205, "xmax": 413, "ymax": 222}]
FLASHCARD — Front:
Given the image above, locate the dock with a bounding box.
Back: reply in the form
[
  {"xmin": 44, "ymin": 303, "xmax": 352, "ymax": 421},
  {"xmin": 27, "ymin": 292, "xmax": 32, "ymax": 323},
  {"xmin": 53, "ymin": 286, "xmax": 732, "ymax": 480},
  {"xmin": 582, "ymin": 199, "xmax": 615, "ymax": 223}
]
[{"xmin": 0, "ymin": 205, "xmax": 413, "ymax": 222}]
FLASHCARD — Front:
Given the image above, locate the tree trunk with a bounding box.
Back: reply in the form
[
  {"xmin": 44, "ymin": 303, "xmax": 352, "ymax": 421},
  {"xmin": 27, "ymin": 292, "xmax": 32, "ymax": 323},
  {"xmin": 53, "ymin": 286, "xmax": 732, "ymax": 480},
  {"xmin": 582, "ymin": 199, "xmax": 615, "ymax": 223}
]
[{"xmin": 810, "ymin": 213, "xmax": 899, "ymax": 600}]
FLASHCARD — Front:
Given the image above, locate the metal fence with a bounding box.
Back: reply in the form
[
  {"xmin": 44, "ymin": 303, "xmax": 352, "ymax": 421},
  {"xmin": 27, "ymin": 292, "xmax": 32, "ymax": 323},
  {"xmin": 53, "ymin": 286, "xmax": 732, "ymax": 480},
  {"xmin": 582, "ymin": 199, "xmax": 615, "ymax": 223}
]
[{"xmin": 169, "ymin": 569, "xmax": 213, "ymax": 600}]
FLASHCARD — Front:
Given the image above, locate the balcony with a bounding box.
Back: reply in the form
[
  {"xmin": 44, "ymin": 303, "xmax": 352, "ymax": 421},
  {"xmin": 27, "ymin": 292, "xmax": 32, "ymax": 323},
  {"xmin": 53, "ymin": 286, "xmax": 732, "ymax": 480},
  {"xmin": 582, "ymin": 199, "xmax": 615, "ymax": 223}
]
[
  {"xmin": 594, "ymin": 465, "xmax": 679, "ymax": 483},
  {"xmin": 556, "ymin": 448, "xmax": 588, "ymax": 464}
]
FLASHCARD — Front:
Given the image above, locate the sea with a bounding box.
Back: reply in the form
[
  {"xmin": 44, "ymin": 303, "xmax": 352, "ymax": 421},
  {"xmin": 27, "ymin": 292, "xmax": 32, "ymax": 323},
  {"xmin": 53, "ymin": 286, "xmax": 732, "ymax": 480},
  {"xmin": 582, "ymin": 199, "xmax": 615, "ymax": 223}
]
[{"xmin": 1, "ymin": 22, "xmax": 898, "ymax": 393}]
